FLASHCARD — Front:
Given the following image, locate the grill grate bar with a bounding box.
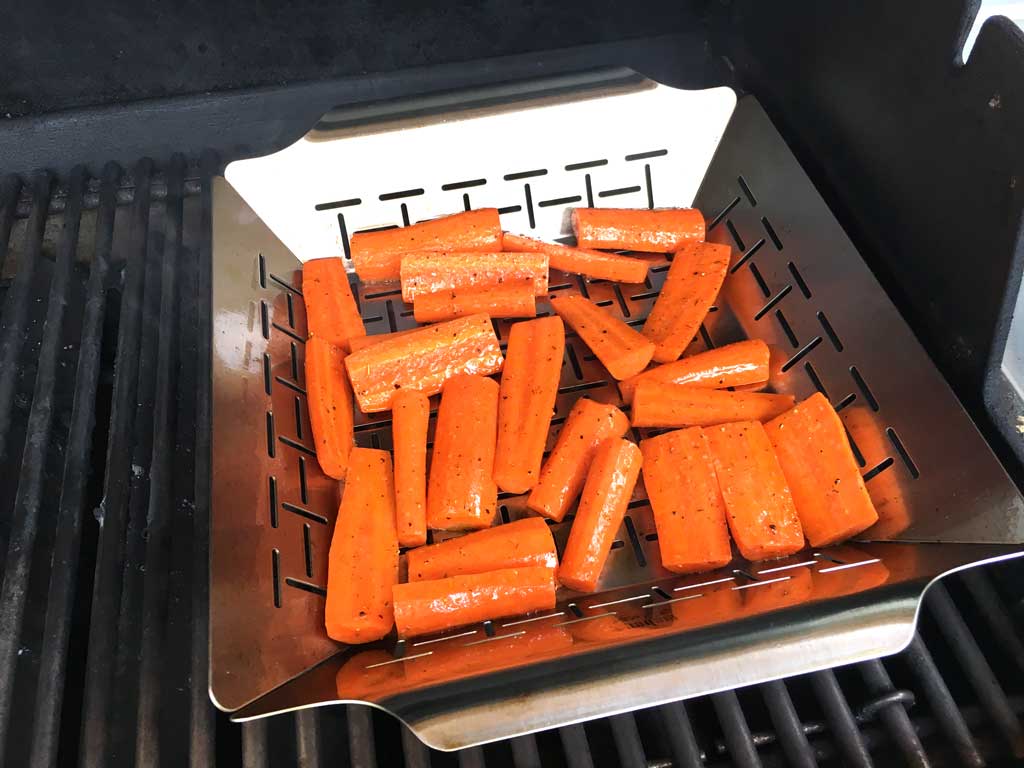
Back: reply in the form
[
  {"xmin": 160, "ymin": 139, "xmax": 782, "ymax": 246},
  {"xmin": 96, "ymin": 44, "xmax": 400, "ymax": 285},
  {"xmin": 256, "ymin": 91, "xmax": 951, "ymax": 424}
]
[
  {"xmin": 348, "ymin": 704, "xmax": 377, "ymax": 767},
  {"xmin": 510, "ymin": 734, "xmax": 543, "ymax": 767},
  {"xmin": 610, "ymin": 713, "xmax": 647, "ymax": 768},
  {"xmin": 0, "ymin": 175, "xmax": 21, "ymax": 276},
  {"xmin": 960, "ymin": 570, "xmax": 1024, "ymax": 675},
  {"xmin": 459, "ymin": 746, "xmax": 486, "ymax": 767},
  {"xmin": 295, "ymin": 709, "xmax": 322, "ymax": 768},
  {"xmin": 401, "ymin": 726, "xmax": 431, "ymax": 768},
  {"xmin": 712, "ymin": 691, "xmax": 763, "ymax": 768},
  {"xmin": 242, "ymin": 721, "xmax": 269, "ymax": 768},
  {"xmin": 858, "ymin": 659, "xmax": 929, "ymax": 767},
  {"xmin": 760, "ymin": 680, "xmax": 817, "ymax": 768},
  {"xmin": 656, "ymin": 702, "xmax": 704, "ymax": 768},
  {"xmin": 558, "ymin": 724, "xmax": 595, "ymax": 768},
  {"xmin": 808, "ymin": 670, "xmax": 872, "ymax": 768}
]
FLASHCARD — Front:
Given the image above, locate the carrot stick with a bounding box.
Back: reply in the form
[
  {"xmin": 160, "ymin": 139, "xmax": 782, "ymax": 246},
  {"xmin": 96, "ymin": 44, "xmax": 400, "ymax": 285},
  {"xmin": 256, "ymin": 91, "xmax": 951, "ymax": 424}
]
[
  {"xmin": 407, "ymin": 517, "xmax": 557, "ymax": 581},
  {"xmin": 550, "ymin": 294, "xmax": 654, "ymax": 380},
  {"xmin": 640, "ymin": 427, "xmax": 732, "ymax": 574},
  {"xmin": 526, "ymin": 398, "xmax": 630, "ymax": 522},
  {"xmin": 305, "ymin": 337, "xmax": 354, "ymax": 479},
  {"xmin": 426, "ymin": 374, "xmax": 499, "ymax": 531},
  {"xmin": 503, "ymin": 232, "xmax": 649, "ymax": 284},
  {"xmin": 558, "ymin": 438, "xmax": 642, "ymax": 592},
  {"xmin": 400, "ymin": 251, "xmax": 548, "ymax": 303},
  {"xmin": 392, "ymin": 389, "xmax": 430, "ymax": 547},
  {"xmin": 493, "ymin": 316, "xmax": 565, "ymax": 493},
  {"xmin": 571, "ymin": 208, "xmax": 705, "ymax": 252},
  {"xmin": 643, "ymin": 241, "xmax": 730, "ymax": 363},
  {"xmin": 765, "ymin": 392, "xmax": 879, "ymax": 547},
  {"xmin": 631, "ymin": 380, "xmax": 795, "ymax": 428},
  {"xmin": 325, "ymin": 447, "xmax": 399, "ymax": 643},
  {"xmin": 348, "ymin": 325, "xmax": 432, "ymax": 353},
  {"xmin": 345, "ymin": 313, "xmax": 503, "ymax": 413},
  {"xmin": 705, "ymin": 421, "xmax": 804, "ymax": 561},
  {"xmin": 413, "ymin": 280, "xmax": 536, "ymax": 323},
  {"xmin": 393, "ymin": 566, "xmax": 556, "ymax": 638},
  {"xmin": 302, "ymin": 257, "xmax": 366, "ymax": 351},
  {"xmin": 619, "ymin": 339, "xmax": 770, "ymax": 404},
  {"xmin": 351, "ymin": 208, "xmax": 502, "ymax": 283}
]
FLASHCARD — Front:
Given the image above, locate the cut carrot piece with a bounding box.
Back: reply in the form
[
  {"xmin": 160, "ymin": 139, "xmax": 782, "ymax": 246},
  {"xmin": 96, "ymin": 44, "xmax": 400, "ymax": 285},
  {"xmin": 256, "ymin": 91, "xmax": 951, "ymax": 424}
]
[
  {"xmin": 619, "ymin": 339, "xmax": 770, "ymax": 404},
  {"xmin": 414, "ymin": 280, "xmax": 536, "ymax": 323},
  {"xmin": 550, "ymin": 294, "xmax": 654, "ymax": 380},
  {"xmin": 426, "ymin": 375, "xmax": 499, "ymax": 531},
  {"xmin": 765, "ymin": 392, "xmax": 879, "ymax": 547},
  {"xmin": 493, "ymin": 316, "xmax": 565, "ymax": 493},
  {"xmin": 348, "ymin": 325, "xmax": 429, "ymax": 353},
  {"xmin": 345, "ymin": 313, "xmax": 503, "ymax": 413},
  {"xmin": 503, "ymin": 232, "xmax": 649, "ymax": 284},
  {"xmin": 325, "ymin": 447, "xmax": 399, "ymax": 644},
  {"xmin": 305, "ymin": 337, "xmax": 354, "ymax": 480},
  {"xmin": 392, "ymin": 389, "xmax": 430, "ymax": 548},
  {"xmin": 301, "ymin": 257, "xmax": 366, "ymax": 351},
  {"xmin": 400, "ymin": 251, "xmax": 548, "ymax": 303},
  {"xmin": 640, "ymin": 427, "xmax": 732, "ymax": 574},
  {"xmin": 642, "ymin": 241, "xmax": 730, "ymax": 363},
  {"xmin": 705, "ymin": 421, "xmax": 804, "ymax": 561},
  {"xmin": 407, "ymin": 517, "xmax": 557, "ymax": 581},
  {"xmin": 526, "ymin": 398, "xmax": 630, "ymax": 522},
  {"xmin": 631, "ymin": 381, "xmax": 794, "ymax": 428},
  {"xmin": 572, "ymin": 208, "xmax": 705, "ymax": 252},
  {"xmin": 558, "ymin": 438, "xmax": 642, "ymax": 592},
  {"xmin": 393, "ymin": 566, "xmax": 556, "ymax": 638},
  {"xmin": 351, "ymin": 208, "xmax": 502, "ymax": 283}
]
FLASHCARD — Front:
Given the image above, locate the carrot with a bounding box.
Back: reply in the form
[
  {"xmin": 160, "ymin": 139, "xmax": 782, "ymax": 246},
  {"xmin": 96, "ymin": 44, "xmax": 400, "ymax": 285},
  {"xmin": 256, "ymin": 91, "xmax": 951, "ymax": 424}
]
[
  {"xmin": 301, "ymin": 257, "xmax": 366, "ymax": 351},
  {"xmin": 631, "ymin": 380, "xmax": 795, "ymax": 428},
  {"xmin": 351, "ymin": 208, "xmax": 502, "ymax": 283},
  {"xmin": 493, "ymin": 316, "xmax": 565, "ymax": 493},
  {"xmin": 392, "ymin": 566, "xmax": 556, "ymax": 638},
  {"xmin": 640, "ymin": 427, "xmax": 731, "ymax": 574},
  {"xmin": 304, "ymin": 337, "xmax": 354, "ymax": 479},
  {"xmin": 571, "ymin": 208, "xmax": 705, "ymax": 252},
  {"xmin": 843, "ymin": 406, "xmax": 910, "ymax": 539},
  {"xmin": 325, "ymin": 447, "xmax": 399, "ymax": 643},
  {"xmin": 503, "ymin": 232, "xmax": 649, "ymax": 284},
  {"xmin": 558, "ymin": 438, "xmax": 642, "ymax": 592},
  {"xmin": 705, "ymin": 421, "xmax": 804, "ymax": 561},
  {"xmin": 345, "ymin": 313, "xmax": 503, "ymax": 413},
  {"xmin": 526, "ymin": 398, "xmax": 630, "ymax": 522},
  {"xmin": 407, "ymin": 517, "xmax": 557, "ymax": 581},
  {"xmin": 618, "ymin": 339, "xmax": 770, "ymax": 404},
  {"xmin": 426, "ymin": 374, "xmax": 499, "ymax": 531},
  {"xmin": 550, "ymin": 294, "xmax": 654, "ymax": 380},
  {"xmin": 764, "ymin": 392, "xmax": 879, "ymax": 547},
  {"xmin": 413, "ymin": 280, "xmax": 536, "ymax": 323},
  {"xmin": 642, "ymin": 241, "xmax": 730, "ymax": 363},
  {"xmin": 392, "ymin": 389, "xmax": 430, "ymax": 547},
  {"xmin": 348, "ymin": 325, "xmax": 427, "ymax": 353},
  {"xmin": 400, "ymin": 251, "xmax": 548, "ymax": 303}
]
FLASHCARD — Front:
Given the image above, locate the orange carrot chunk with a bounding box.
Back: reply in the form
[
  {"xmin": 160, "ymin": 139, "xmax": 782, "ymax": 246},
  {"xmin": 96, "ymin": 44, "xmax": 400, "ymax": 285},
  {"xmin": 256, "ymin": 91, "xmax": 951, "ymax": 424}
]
[
  {"xmin": 494, "ymin": 316, "xmax": 566, "ymax": 494},
  {"xmin": 325, "ymin": 447, "xmax": 399, "ymax": 643},
  {"xmin": 526, "ymin": 398, "xmax": 630, "ymax": 522},
  {"xmin": 414, "ymin": 280, "xmax": 536, "ymax": 323},
  {"xmin": 640, "ymin": 427, "xmax": 732, "ymax": 574},
  {"xmin": 503, "ymin": 232, "xmax": 649, "ymax": 284},
  {"xmin": 302, "ymin": 257, "xmax": 366, "ymax": 351},
  {"xmin": 550, "ymin": 294, "xmax": 654, "ymax": 380},
  {"xmin": 348, "ymin": 325, "xmax": 434, "ymax": 353},
  {"xmin": 705, "ymin": 421, "xmax": 805, "ymax": 561},
  {"xmin": 345, "ymin": 313, "xmax": 503, "ymax": 413},
  {"xmin": 305, "ymin": 337, "xmax": 354, "ymax": 480},
  {"xmin": 632, "ymin": 380, "xmax": 794, "ymax": 428},
  {"xmin": 351, "ymin": 208, "xmax": 502, "ymax": 283},
  {"xmin": 400, "ymin": 251, "xmax": 548, "ymax": 303},
  {"xmin": 393, "ymin": 566, "xmax": 556, "ymax": 638},
  {"xmin": 559, "ymin": 438, "xmax": 643, "ymax": 592},
  {"xmin": 572, "ymin": 208, "xmax": 705, "ymax": 252},
  {"xmin": 392, "ymin": 389, "xmax": 430, "ymax": 548},
  {"xmin": 765, "ymin": 392, "xmax": 879, "ymax": 547}
]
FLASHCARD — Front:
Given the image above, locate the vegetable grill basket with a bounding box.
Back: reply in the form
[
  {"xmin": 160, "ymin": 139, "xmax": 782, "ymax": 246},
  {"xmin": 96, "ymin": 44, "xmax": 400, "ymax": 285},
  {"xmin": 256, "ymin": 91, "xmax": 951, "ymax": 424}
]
[{"xmin": 208, "ymin": 70, "xmax": 1024, "ymax": 750}]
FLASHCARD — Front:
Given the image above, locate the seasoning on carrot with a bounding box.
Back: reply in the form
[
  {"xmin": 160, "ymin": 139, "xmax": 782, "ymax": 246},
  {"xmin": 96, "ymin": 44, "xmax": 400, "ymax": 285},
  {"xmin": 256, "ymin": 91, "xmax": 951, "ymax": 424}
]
[
  {"xmin": 571, "ymin": 208, "xmax": 705, "ymax": 252},
  {"xmin": 631, "ymin": 381, "xmax": 795, "ymax": 428},
  {"xmin": 392, "ymin": 389, "xmax": 430, "ymax": 548},
  {"xmin": 413, "ymin": 280, "xmax": 536, "ymax": 323},
  {"xmin": 325, "ymin": 447, "xmax": 399, "ymax": 644},
  {"xmin": 304, "ymin": 337, "xmax": 354, "ymax": 480},
  {"xmin": 550, "ymin": 294, "xmax": 654, "ymax": 380},
  {"xmin": 400, "ymin": 251, "xmax": 548, "ymax": 303},
  {"xmin": 705, "ymin": 421, "xmax": 805, "ymax": 561},
  {"xmin": 302, "ymin": 257, "xmax": 366, "ymax": 351},
  {"xmin": 503, "ymin": 232, "xmax": 649, "ymax": 284},
  {"xmin": 348, "ymin": 325, "xmax": 429, "ymax": 353}
]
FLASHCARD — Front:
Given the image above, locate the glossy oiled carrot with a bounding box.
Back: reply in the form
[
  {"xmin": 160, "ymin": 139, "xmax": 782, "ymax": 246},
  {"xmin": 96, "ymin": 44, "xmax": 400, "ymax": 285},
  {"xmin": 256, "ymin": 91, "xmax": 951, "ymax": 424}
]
[
  {"xmin": 705, "ymin": 421, "xmax": 804, "ymax": 561},
  {"xmin": 503, "ymin": 232, "xmax": 649, "ymax": 284},
  {"xmin": 392, "ymin": 389, "xmax": 430, "ymax": 547},
  {"xmin": 392, "ymin": 566, "xmax": 556, "ymax": 638},
  {"xmin": 640, "ymin": 427, "xmax": 732, "ymax": 574},
  {"xmin": 400, "ymin": 251, "xmax": 548, "ymax": 303},
  {"xmin": 572, "ymin": 208, "xmax": 705, "ymax": 252},
  {"xmin": 348, "ymin": 325, "xmax": 431, "ymax": 353},
  {"xmin": 345, "ymin": 313, "xmax": 503, "ymax": 413},
  {"xmin": 325, "ymin": 448, "xmax": 399, "ymax": 643},
  {"xmin": 526, "ymin": 398, "xmax": 630, "ymax": 522},
  {"xmin": 550, "ymin": 294, "xmax": 654, "ymax": 380},
  {"xmin": 407, "ymin": 517, "xmax": 558, "ymax": 581},
  {"xmin": 618, "ymin": 339, "xmax": 770, "ymax": 404},
  {"xmin": 351, "ymin": 208, "xmax": 502, "ymax": 283},
  {"xmin": 413, "ymin": 280, "xmax": 536, "ymax": 323},
  {"xmin": 302, "ymin": 257, "xmax": 366, "ymax": 351},
  {"xmin": 305, "ymin": 337, "xmax": 354, "ymax": 479},
  {"xmin": 559, "ymin": 438, "xmax": 642, "ymax": 592},
  {"xmin": 426, "ymin": 375, "xmax": 499, "ymax": 531},
  {"xmin": 765, "ymin": 393, "xmax": 879, "ymax": 547},
  {"xmin": 493, "ymin": 316, "xmax": 565, "ymax": 493},
  {"xmin": 631, "ymin": 380, "xmax": 795, "ymax": 428}
]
